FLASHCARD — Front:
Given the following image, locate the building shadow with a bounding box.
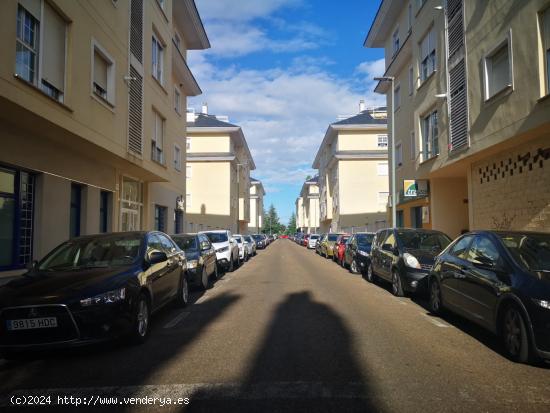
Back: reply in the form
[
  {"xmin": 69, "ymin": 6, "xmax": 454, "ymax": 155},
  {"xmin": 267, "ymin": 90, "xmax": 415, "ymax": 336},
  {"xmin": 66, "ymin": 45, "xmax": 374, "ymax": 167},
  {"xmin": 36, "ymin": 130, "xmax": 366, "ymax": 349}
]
[{"xmin": 183, "ymin": 291, "xmax": 383, "ymax": 413}]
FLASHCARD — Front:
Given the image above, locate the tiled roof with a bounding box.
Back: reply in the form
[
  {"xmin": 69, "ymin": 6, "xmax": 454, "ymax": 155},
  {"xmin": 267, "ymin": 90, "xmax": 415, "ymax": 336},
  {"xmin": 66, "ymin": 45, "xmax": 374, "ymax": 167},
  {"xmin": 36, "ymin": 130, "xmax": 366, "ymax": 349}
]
[
  {"xmin": 332, "ymin": 111, "xmax": 386, "ymax": 126},
  {"xmin": 187, "ymin": 113, "xmax": 238, "ymax": 128}
]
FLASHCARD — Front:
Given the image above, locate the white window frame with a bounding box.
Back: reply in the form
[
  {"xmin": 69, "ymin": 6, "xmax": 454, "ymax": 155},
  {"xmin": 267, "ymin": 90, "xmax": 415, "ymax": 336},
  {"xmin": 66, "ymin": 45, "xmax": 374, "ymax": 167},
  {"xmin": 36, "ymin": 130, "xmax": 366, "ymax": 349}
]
[
  {"xmin": 186, "ymin": 164, "xmax": 192, "ymax": 179},
  {"xmin": 394, "ymin": 84, "xmax": 401, "ymax": 111},
  {"xmin": 408, "ymin": 66, "xmax": 414, "ymax": 95},
  {"xmin": 151, "ymin": 109, "xmax": 164, "ymax": 164},
  {"xmin": 396, "ymin": 141, "xmax": 403, "ymax": 167},
  {"xmin": 542, "ymin": 8, "xmax": 550, "ymax": 95},
  {"xmin": 483, "ymin": 29, "xmax": 513, "ymax": 101},
  {"xmin": 174, "ymin": 144, "xmax": 181, "ymax": 171},
  {"xmin": 410, "ymin": 131, "xmax": 416, "ymax": 160},
  {"xmin": 186, "ymin": 193, "xmax": 192, "ymax": 208},
  {"xmin": 419, "ymin": 26, "xmax": 436, "ymax": 83},
  {"xmin": 152, "ymin": 33, "xmax": 164, "ymax": 84},
  {"xmin": 186, "ymin": 137, "xmax": 191, "ymax": 151},
  {"xmin": 174, "ymin": 86, "xmax": 181, "ymax": 114},
  {"xmin": 421, "ymin": 110, "xmax": 439, "ymax": 161},
  {"xmin": 377, "ymin": 134, "xmax": 388, "ymax": 148},
  {"xmin": 392, "ymin": 27, "xmax": 400, "ymax": 56},
  {"xmin": 15, "ymin": 5, "xmax": 40, "ymax": 85},
  {"xmin": 91, "ymin": 39, "xmax": 116, "ymax": 106},
  {"xmin": 377, "ymin": 162, "xmax": 389, "ymax": 176}
]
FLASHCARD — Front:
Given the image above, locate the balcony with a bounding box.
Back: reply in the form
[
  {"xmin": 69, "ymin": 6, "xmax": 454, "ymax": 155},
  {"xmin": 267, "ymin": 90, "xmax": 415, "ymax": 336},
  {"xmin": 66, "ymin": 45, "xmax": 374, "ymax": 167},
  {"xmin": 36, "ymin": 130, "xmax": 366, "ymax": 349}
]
[{"xmin": 172, "ymin": 40, "xmax": 202, "ymax": 96}]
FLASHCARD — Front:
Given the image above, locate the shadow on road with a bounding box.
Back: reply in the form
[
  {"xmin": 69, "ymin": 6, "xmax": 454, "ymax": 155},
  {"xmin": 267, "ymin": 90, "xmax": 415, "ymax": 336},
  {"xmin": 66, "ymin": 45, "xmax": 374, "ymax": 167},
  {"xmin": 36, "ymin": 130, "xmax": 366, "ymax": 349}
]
[{"xmin": 183, "ymin": 291, "xmax": 383, "ymax": 413}]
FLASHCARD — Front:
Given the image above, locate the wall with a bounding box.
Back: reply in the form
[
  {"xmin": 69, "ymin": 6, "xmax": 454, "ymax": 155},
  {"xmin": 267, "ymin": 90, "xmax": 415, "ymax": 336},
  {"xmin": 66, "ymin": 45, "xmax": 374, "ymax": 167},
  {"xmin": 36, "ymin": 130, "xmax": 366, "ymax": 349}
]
[
  {"xmin": 187, "ymin": 134, "xmax": 231, "ymax": 153},
  {"xmin": 430, "ymin": 177, "xmax": 469, "ymax": 238},
  {"xmin": 186, "ymin": 161, "xmax": 230, "ymax": 216}
]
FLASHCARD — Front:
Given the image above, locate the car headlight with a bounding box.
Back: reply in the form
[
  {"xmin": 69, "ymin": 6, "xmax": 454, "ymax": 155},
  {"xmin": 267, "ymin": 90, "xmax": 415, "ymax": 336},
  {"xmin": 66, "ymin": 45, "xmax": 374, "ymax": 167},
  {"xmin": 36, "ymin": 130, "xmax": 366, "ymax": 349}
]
[
  {"xmin": 216, "ymin": 246, "xmax": 229, "ymax": 253},
  {"xmin": 80, "ymin": 288, "xmax": 126, "ymax": 307},
  {"xmin": 532, "ymin": 299, "xmax": 550, "ymax": 310},
  {"xmin": 358, "ymin": 250, "xmax": 370, "ymax": 257},
  {"xmin": 187, "ymin": 260, "xmax": 198, "ymax": 269},
  {"xmin": 403, "ymin": 252, "xmax": 421, "ymax": 269}
]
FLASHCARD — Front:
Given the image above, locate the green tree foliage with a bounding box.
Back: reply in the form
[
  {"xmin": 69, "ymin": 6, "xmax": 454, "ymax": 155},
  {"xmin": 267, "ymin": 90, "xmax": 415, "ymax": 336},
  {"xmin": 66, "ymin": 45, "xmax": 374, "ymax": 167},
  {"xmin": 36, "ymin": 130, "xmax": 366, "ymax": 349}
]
[
  {"xmin": 286, "ymin": 213, "xmax": 297, "ymax": 235},
  {"xmin": 262, "ymin": 204, "xmax": 285, "ymax": 234}
]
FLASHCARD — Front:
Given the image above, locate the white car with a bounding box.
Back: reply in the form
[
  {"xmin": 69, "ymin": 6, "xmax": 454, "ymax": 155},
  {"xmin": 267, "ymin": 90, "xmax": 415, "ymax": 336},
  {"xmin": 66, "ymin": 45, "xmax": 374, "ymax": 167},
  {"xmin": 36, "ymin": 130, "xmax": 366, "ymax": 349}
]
[
  {"xmin": 243, "ymin": 235, "xmax": 257, "ymax": 256},
  {"xmin": 233, "ymin": 234, "xmax": 252, "ymax": 261},
  {"xmin": 308, "ymin": 234, "xmax": 320, "ymax": 249},
  {"xmin": 200, "ymin": 230, "xmax": 240, "ymax": 272}
]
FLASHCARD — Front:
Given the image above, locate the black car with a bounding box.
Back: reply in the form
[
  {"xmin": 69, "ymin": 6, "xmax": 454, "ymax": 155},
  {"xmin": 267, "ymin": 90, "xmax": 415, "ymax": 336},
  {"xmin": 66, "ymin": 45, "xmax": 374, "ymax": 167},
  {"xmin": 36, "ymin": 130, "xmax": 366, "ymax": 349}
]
[
  {"xmin": 368, "ymin": 228, "xmax": 452, "ymax": 296},
  {"xmin": 343, "ymin": 232, "xmax": 375, "ymax": 274},
  {"xmin": 171, "ymin": 233, "xmax": 218, "ymax": 290},
  {"xmin": 252, "ymin": 234, "xmax": 266, "ymax": 249},
  {"xmin": 0, "ymin": 231, "xmax": 188, "ymax": 357},
  {"xmin": 428, "ymin": 231, "xmax": 550, "ymax": 363}
]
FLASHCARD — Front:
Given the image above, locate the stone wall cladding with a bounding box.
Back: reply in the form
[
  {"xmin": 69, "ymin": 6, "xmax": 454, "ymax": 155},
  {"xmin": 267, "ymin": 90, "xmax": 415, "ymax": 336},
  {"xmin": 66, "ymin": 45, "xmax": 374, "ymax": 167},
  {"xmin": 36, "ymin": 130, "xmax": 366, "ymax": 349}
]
[{"xmin": 471, "ymin": 137, "xmax": 550, "ymax": 232}]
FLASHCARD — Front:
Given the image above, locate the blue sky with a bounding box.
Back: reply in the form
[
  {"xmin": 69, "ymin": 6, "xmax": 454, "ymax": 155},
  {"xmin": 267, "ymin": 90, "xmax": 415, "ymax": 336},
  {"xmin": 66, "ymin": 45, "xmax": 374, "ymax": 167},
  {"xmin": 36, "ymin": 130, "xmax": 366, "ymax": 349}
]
[{"xmin": 188, "ymin": 0, "xmax": 385, "ymax": 225}]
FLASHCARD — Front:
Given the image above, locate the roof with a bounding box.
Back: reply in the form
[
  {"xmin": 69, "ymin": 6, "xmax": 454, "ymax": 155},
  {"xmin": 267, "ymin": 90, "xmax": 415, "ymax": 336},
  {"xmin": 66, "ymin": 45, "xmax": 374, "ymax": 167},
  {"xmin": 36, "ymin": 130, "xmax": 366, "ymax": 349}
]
[
  {"xmin": 187, "ymin": 114, "xmax": 238, "ymax": 128},
  {"xmin": 250, "ymin": 177, "xmax": 260, "ymax": 183},
  {"xmin": 332, "ymin": 111, "xmax": 386, "ymax": 126},
  {"xmin": 305, "ymin": 175, "xmax": 319, "ymax": 184}
]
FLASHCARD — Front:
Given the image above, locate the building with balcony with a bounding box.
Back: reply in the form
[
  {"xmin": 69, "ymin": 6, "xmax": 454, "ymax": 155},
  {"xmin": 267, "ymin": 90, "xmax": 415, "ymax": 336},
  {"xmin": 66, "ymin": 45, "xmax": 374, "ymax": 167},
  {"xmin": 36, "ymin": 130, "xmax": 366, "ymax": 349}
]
[
  {"xmin": 185, "ymin": 106, "xmax": 256, "ymax": 234},
  {"xmin": 248, "ymin": 177, "xmax": 265, "ymax": 234},
  {"xmin": 366, "ymin": 0, "xmax": 550, "ymax": 237},
  {"xmin": 312, "ymin": 104, "xmax": 389, "ymax": 233},
  {"xmin": 0, "ymin": 0, "xmax": 209, "ymax": 274},
  {"xmin": 295, "ymin": 176, "xmax": 320, "ymax": 234}
]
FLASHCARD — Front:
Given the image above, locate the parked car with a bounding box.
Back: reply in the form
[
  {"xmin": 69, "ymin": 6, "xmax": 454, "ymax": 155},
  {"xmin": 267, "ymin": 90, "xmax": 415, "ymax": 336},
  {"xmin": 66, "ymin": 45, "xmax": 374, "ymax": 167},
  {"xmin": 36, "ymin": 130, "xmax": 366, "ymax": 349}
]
[
  {"xmin": 233, "ymin": 235, "xmax": 249, "ymax": 262},
  {"xmin": 252, "ymin": 234, "xmax": 266, "ymax": 249},
  {"xmin": 332, "ymin": 234, "xmax": 351, "ymax": 263},
  {"xmin": 296, "ymin": 233, "xmax": 303, "ymax": 245},
  {"xmin": 368, "ymin": 228, "xmax": 452, "ymax": 296},
  {"xmin": 428, "ymin": 230, "xmax": 550, "ymax": 363},
  {"xmin": 280, "ymin": 235, "xmax": 289, "ymax": 239},
  {"xmin": 343, "ymin": 232, "xmax": 375, "ymax": 274},
  {"xmin": 308, "ymin": 234, "xmax": 320, "ymax": 249},
  {"xmin": 243, "ymin": 235, "xmax": 257, "ymax": 256},
  {"xmin": 302, "ymin": 234, "xmax": 310, "ymax": 247},
  {"xmin": 171, "ymin": 233, "xmax": 217, "ymax": 290},
  {"xmin": 320, "ymin": 234, "xmax": 342, "ymax": 259},
  {"xmin": 316, "ymin": 234, "xmax": 327, "ymax": 255},
  {"xmin": 200, "ymin": 230, "xmax": 240, "ymax": 272},
  {"xmin": 0, "ymin": 232, "xmax": 189, "ymax": 356}
]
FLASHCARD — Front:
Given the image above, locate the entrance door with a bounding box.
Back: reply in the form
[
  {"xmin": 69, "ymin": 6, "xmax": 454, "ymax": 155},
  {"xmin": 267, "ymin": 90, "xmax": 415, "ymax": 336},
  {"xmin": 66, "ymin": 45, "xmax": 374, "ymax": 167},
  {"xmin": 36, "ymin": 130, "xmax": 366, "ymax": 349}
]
[{"xmin": 410, "ymin": 206, "xmax": 423, "ymax": 228}]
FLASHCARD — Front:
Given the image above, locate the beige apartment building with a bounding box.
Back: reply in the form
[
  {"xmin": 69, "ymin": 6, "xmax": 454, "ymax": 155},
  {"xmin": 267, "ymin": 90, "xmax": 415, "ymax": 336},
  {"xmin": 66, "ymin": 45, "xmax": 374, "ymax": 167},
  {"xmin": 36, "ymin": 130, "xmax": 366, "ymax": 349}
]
[
  {"xmin": 185, "ymin": 107, "xmax": 256, "ymax": 234},
  {"xmin": 295, "ymin": 176, "xmax": 320, "ymax": 234},
  {"xmin": 248, "ymin": 177, "xmax": 265, "ymax": 234},
  {"xmin": 312, "ymin": 105, "xmax": 389, "ymax": 233},
  {"xmin": 366, "ymin": 0, "xmax": 550, "ymax": 238},
  {"xmin": 0, "ymin": 0, "xmax": 209, "ymax": 274}
]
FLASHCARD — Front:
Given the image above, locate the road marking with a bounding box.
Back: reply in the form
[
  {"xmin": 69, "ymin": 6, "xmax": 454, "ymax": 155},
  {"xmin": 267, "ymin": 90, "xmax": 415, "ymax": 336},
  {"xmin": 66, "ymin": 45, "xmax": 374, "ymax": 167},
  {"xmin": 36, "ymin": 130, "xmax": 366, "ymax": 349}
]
[
  {"xmin": 422, "ymin": 313, "xmax": 449, "ymax": 328},
  {"xmin": 163, "ymin": 311, "xmax": 190, "ymax": 329}
]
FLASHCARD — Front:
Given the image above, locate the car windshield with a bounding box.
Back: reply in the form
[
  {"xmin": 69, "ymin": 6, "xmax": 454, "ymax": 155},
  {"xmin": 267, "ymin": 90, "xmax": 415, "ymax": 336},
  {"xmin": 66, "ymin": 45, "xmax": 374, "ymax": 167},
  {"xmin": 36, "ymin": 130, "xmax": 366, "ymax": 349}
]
[
  {"xmin": 310, "ymin": 235, "xmax": 319, "ymax": 240},
  {"xmin": 172, "ymin": 236, "xmax": 197, "ymax": 251},
  {"xmin": 235, "ymin": 237, "xmax": 242, "ymax": 244},
  {"xmin": 356, "ymin": 234, "xmax": 374, "ymax": 247},
  {"xmin": 252, "ymin": 235, "xmax": 263, "ymax": 241},
  {"xmin": 397, "ymin": 231, "xmax": 451, "ymax": 252},
  {"xmin": 498, "ymin": 233, "xmax": 550, "ymax": 272},
  {"xmin": 38, "ymin": 234, "xmax": 143, "ymax": 271},
  {"xmin": 341, "ymin": 236, "xmax": 350, "ymax": 243},
  {"xmin": 244, "ymin": 236, "xmax": 253, "ymax": 242},
  {"xmin": 327, "ymin": 234, "xmax": 339, "ymax": 242},
  {"xmin": 205, "ymin": 233, "xmax": 228, "ymax": 243}
]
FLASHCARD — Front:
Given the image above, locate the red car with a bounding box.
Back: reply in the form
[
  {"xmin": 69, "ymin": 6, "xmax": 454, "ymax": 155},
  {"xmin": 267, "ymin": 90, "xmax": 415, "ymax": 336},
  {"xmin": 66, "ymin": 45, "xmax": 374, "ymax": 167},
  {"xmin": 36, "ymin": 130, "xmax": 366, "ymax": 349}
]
[
  {"xmin": 302, "ymin": 234, "xmax": 310, "ymax": 247},
  {"xmin": 280, "ymin": 235, "xmax": 289, "ymax": 239},
  {"xmin": 333, "ymin": 234, "xmax": 351, "ymax": 264}
]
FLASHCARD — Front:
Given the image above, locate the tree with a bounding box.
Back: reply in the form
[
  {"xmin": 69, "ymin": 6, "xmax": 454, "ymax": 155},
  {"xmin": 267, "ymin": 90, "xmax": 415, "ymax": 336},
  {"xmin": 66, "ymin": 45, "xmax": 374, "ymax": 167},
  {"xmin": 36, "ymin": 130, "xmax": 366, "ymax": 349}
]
[
  {"xmin": 262, "ymin": 204, "xmax": 284, "ymax": 234},
  {"xmin": 287, "ymin": 213, "xmax": 297, "ymax": 235}
]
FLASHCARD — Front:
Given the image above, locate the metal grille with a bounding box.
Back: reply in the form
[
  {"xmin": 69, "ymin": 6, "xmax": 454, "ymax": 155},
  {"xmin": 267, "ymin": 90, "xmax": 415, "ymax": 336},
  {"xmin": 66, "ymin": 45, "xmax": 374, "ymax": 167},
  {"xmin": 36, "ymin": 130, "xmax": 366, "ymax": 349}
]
[
  {"xmin": 130, "ymin": 0, "xmax": 143, "ymax": 63},
  {"xmin": 128, "ymin": 65, "xmax": 143, "ymax": 155},
  {"xmin": 420, "ymin": 264, "xmax": 433, "ymax": 271},
  {"xmin": 18, "ymin": 172, "xmax": 34, "ymax": 265},
  {"xmin": 449, "ymin": 59, "xmax": 468, "ymax": 150},
  {"xmin": 447, "ymin": 5, "xmax": 464, "ymax": 58}
]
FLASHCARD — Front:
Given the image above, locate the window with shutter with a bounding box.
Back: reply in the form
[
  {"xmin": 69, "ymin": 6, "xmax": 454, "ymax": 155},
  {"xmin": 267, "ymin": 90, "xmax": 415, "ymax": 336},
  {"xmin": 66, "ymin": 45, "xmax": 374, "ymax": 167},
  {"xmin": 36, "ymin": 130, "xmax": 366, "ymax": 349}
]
[
  {"xmin": 483, "ymin": 35, "xmax": 512, "ymax": 100},
  {"xmin": 420, "ymin": 27, "xmax": 436, "ymax": 82},
  {"xmin": 152, "ymin": 110, "xmax": 164, "ymax": 164},
  {"xmin": 15, "ymin": 4, "xmax": 39, "ymax": 85},
  {"xmin": 93, "ymin": 51, "xmax": 108, "ymax": 99},
  {"xmin": 130, "ymin": 0, "xmax": 143, "ymax": 63},
  {"xmin": 128, "ymin": 66, "xmax": 143, "ymax": 155},
  {"xmin": 41, "ymin": 3, "xmax": 66, "ymax": 101}
]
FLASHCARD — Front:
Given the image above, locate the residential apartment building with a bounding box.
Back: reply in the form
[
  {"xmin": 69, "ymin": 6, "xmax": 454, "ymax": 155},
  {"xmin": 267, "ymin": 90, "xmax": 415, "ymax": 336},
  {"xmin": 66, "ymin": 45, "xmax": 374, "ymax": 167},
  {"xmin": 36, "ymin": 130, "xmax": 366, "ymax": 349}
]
[
  {"xmin": 248, "ymin": 177, "xmax": 265, "ymax": 234},
  {"xmin": 295, "ymin": 176, "xmax": 320, "ymax": 234},
  {"xmin": 0, "ymin": 0, "xmax": 209, "ymax": 274},
  {"xmin": 366, "ymin": 0, "xmax": 550, "ymax": 238},
  {"xmin": 185, "ymin": 106, "xmax": 256, "ymax": 234},
  {"xmin": 312, "ymin": 105, "xmax": 389, "ymax": 233}
]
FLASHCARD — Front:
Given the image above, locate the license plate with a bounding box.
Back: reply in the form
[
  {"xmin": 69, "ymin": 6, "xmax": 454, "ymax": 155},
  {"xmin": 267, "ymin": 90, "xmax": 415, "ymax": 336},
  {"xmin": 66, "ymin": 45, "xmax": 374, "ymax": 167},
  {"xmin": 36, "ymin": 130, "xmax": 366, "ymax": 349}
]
[{"xmin": 7, "ymin": 317, "xmax": 58, "ymax": 331}]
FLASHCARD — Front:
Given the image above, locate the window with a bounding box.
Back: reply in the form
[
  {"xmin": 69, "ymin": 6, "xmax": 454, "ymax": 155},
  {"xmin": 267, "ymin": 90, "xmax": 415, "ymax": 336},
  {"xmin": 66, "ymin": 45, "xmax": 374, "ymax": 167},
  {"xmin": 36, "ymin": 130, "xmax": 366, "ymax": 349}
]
[
  {"xmin": 410, "ymin": 131, "xmax": 416, "ymax": 160},
  {"xmin": 420, "ymin": 27, "xmax": 436, "ymax": 82},
  {"xmin": 16, "ymin": 2, "xmax": 67, "ymax": 102},
  {"xmin": 186, "ymin": 137, "xmax": 191, "ymax": 151},
  {"xmin": 378, "ymin": 192, "xmax": 389, "ymax": 206},
  {"xmin": 154, "ymin": 205, "xmax": 167, "ymax": 232},
  {"xmin": 543, "ymin": 9, "xmax": 550, "ymax": 94},
  {"xmin": 152, "ymin": 35, "xmax": 164, "ymax": 83},
  {"xmin": 186, "ymin": 193, "xmax": 192, "ymax": 208},
  {"xmin": 422, "ymin": 110, "xmax": 439, "ymax": 159},
  {"xmin": 92, "ymin": 42, "xmax": 115, "ymax": 105},
  {"xmin": 408, "ymin": 66, "xmax": 414, "ymax": 95},
  {"xmin": 120, "ymin": 177, "xmax": 142, "ymax": 231},
  {"xmin": 396, "ymin": 142, "xmax": 403, "ymax": 167},
  {"xmin": 377, "ymin": 134, "xmax": 388, "ymax": 148},
  {"xmin": 174, "ymin": 145, "xmax": 181, "ymax": 171},
  {"xmin": 377, "ymin": 162, "xmax": 388, "ymax": 176},
  {"xmin": 174, "ymin": 210, "xmax": 183, "ymax": 234},
  {"xmin": 100, "ymin": 191, "xmax": 110, "ymax": 233},
  {"xmin": 174, "ymin": 87, "xmax": 181, "ymax": 114},
  {"xmin": 483, "ymin": 33, "xmax": 512, "ymax": 100},
  {"xmin": 174, "ymin": 32, "xmax": 181, "ymax": 52},
  {"xmin": 186, "ymin": 165, "xmax": 192, "ymax": 179},
  {"xmin": 152, "ymin": 110, "xmax": 164, "ymax": 164},
  {"xmin": 0, "ymin": 169, "xmax": 16, "ymax": 267},
  {"xmin": 467, "ymin": 236, "xmax": 501, "ymax": 265},
  {"xmin": 392, "ymin": 28, "xmax": 400, "ymax": 55},
  {"xmin": 450, "ymin": 235, "xmax": 474, "ymax": 260},
  {"xmin": 70, "ymin": 184, "xmax": 82, "ymax": 238},
  {"xmin": 394, "ymin": 84, "xmax": 401, "ymax": 111},
  {"xmin": 157, "ymin": 0, "xmax": 165, "ymax": 11}
]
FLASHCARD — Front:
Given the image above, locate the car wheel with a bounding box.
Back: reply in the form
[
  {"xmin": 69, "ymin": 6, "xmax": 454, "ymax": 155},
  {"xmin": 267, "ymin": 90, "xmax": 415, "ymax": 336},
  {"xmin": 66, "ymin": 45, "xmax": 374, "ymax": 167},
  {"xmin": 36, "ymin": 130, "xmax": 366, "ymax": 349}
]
[
  {"xmin": 366, "ymin": 263, "xmax": 376, "ymax": 283},
  {"xmin": 213, "ymin": 262, "xmax": 219, "ymax": 280},
  {"xmin": 350, "ymin": 259, "xmax": 359, "ymax": 274},
  {"xmin": 176, "ymin": 273, "xmax": 189, "ymax": 307},
  {"xmin": 200, "ymin": 266, "xmax": 209, "ymax": 290},
  {"xmin": 501, "ymin": 305, "xmax": 537, "ymax": 364},
  {"xmin": 391, "ymin": 270, "xmax": 405, "ymax": 297},
  {"xmin": 130, "ymin": 293, "xmax": 150, "ymax": 344},
  {"xmin": 429, "ymin": 278, "xmax": 443, "ymax": 315}
]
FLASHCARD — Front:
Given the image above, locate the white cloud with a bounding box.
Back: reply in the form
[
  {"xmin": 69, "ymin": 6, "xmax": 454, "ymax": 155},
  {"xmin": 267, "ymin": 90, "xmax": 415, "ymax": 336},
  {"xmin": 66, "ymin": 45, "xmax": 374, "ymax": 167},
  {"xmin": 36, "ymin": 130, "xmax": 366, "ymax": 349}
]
[{"xmin": 196, "ymin": 0, "xmax": 301, "ymax": 22}]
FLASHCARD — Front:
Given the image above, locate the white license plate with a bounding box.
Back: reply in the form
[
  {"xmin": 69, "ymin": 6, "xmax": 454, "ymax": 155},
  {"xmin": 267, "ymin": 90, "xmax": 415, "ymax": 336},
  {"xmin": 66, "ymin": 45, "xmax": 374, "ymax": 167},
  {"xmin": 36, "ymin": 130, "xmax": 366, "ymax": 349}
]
[{"xmin": 7, "ymin": 317, "xmax": 58, "ymax": 331}]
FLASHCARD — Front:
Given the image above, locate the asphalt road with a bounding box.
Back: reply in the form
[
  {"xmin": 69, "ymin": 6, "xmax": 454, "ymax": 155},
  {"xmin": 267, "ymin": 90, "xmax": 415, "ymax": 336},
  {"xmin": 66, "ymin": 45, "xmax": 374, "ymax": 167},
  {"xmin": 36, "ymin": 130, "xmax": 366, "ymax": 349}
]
[{"xmin": 1, "ymin": 239, "xmax": 550, "ymax": 412}]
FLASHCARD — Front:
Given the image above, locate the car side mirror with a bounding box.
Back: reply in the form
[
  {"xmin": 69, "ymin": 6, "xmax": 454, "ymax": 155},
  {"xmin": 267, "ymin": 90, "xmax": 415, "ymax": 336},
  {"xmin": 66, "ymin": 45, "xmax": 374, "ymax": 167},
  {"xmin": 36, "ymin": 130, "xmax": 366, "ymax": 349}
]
[
  {"xmin": 149, "ymin": 250, "xmax": 168, "ymax": 265},
  {"xmin": 201, "ymin": 242, "xmax": 210, "ymax": 251},
  {"xmin": 382, "ymin": 243, "xmax": 393, "ymax": 252},
  {"xmin": 26, "ymin": 260, "xmax": 38, "ymax": 271}
]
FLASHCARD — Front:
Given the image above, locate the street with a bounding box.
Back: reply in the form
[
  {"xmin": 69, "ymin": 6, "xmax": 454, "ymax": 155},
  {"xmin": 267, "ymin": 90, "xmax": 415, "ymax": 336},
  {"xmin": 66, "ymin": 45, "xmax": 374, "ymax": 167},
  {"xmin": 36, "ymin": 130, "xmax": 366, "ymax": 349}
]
[{"xmin": 1, "ymin": 239, "xmax": 550, "ymax": 412}]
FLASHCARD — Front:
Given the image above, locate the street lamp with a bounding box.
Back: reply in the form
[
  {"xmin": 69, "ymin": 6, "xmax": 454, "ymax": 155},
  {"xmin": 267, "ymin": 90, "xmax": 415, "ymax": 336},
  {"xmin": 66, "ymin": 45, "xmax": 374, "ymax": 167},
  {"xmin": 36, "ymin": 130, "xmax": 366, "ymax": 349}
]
[{"xmin": 374, "ymin": 76, "xmax": 396, "ymax": 228}]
